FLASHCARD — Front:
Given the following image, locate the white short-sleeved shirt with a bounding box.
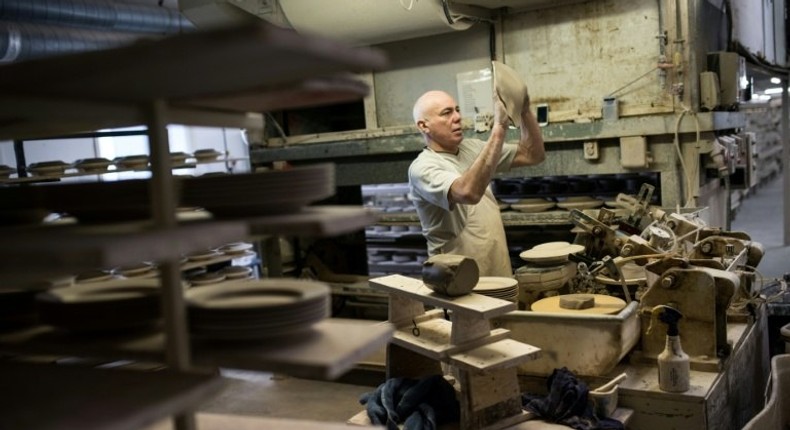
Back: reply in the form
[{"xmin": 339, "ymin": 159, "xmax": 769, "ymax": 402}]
[{"xmin": 407, "ymin": 138, "xmax": 517, "ymax": 276}]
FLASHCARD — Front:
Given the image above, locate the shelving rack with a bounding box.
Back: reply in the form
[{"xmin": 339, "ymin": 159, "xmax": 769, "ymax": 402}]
[{"xmin": 0, "ymin": 21, "xmax": 394, "ymax": 430}]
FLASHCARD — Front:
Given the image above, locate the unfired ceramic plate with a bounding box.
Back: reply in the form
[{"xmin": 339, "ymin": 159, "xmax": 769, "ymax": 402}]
[
  {"xmin": 556, "ymin": 196, "xmax": 604, "ymax": 210},
  {"xmin": 492, "ymin": 60, "xmax": 528, "ymax": 127},
  {"xmin": 531, "ymin": 294, "xmax": 626, "ymax": 315},
  {"xmin": 74, "ymin": 158, "xmax": 112, "ymax": 173},
  {"xmin": 520, "ymin": 243, "xmax": 585, "ymax": 264},
  {"xmin": 511, "ymin": 201, "xmax": 556, "ymax": 213}
]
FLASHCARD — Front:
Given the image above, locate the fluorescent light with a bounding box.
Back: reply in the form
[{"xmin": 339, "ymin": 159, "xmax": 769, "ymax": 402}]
[
  {"xmin": 771, "ymin": 77, "xmax": 781, "ymax": 84},
  {"xmin": 764, "ymin": 87, "xmax": 785, "ymax": 94}
]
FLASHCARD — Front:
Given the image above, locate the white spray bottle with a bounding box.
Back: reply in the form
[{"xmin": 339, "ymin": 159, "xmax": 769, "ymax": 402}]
[{"xmin": 652, "ymin": 304, "xmax": 690, "ymax": 393}]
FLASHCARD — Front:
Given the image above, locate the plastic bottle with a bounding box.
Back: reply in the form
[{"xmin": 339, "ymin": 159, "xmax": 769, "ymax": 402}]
[{"xmin": 655, "ymin": 305, "xmax": 690, "ymax": 393}]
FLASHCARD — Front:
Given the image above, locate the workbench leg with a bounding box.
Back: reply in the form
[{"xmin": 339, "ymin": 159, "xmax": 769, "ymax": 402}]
[{"xmin": 457, "ymin": 367, "xmax": 529, "ymax": 430}]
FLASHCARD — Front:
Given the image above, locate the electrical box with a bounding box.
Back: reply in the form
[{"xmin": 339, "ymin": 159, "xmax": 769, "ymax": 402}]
[
  {"xmin": 700, "ymin": 71, "xmax": 721, "ymax": 111},
  {"xmin": 718, "ymin": 133, "xmax": 757, "ymax": 189},
  {"xmin": 583, "ymin": 141, "xmax": 599, "ymax": 160},
  {"xmin": 707, "ymin": 52, "xmax": 745, "ymax": 108},
  {"xmin": 620, "ymin": 136, "xmax": 651, "ymax": 169}
]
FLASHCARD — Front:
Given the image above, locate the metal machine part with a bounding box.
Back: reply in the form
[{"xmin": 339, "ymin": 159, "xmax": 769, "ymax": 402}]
[
  {"xmin": 563, "ymin": 185, "xmax": 765, "ymax": 373},
  {"xmin": 569, "ymin": 208, "xmax": 625, "ymax": 259},
  {"xmin": 640, "ymin": 258, "xmax": 738, "ymax": 368}
]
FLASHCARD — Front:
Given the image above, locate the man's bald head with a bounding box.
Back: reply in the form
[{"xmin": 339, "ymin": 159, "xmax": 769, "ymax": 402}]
[
  {"xmin": 413, "ymin": 90, "xmax": 455, "ymax": 124},
  {"xmin": 411, "ymin": 90, "xmax": 463, "ymax": 148}
]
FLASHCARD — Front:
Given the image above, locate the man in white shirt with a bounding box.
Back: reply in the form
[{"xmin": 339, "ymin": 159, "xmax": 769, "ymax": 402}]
[{"xmin": 408, "ymin": 90, "xmax": 545, "ymax": 276}]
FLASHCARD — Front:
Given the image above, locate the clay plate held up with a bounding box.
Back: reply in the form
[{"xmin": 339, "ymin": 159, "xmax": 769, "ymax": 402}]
[{"xmin": 492, "ymin": 60, "xmax": 529, "ymax": 127}]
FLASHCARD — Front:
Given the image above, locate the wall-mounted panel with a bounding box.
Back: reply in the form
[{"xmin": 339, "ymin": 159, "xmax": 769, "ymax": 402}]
[
  {"xmin": 731, "ymin": 0, "xmax": 787, "ymax": 67},
  {"xmin": 503, "ymin": 0, "xmax": 672, "ymax": 122},
  {"xmin": 373, "ymin": 25, "xmax": 492, "ymax": 128}
]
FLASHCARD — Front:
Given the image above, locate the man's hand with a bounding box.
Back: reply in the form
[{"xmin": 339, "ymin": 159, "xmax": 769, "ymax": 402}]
[
  {"xmin": 493, "ymin": 95, "xmax": 509, "ymax": 127},
  {"xmin": 521, "ymin": 92, "xmax": 531, "ymax": 118}
]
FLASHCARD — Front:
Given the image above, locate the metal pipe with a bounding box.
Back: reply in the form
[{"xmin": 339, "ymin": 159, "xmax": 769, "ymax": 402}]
[
  {"xmin": 0, "ymin": 0, "xmax": 193, "ymax": 63},
  {"xmin": 0, "ymin": 0, "xmax": 191, "ymax": 34},
  {"xmin": 0, "ymin": 21, "xmax": 140, "ymax": 63}
]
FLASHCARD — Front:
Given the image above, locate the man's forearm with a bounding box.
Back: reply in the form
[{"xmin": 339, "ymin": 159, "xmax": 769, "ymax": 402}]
[
  {"xmin": 450, "ymin": 122, "xmax": 507, "ymax": 204},
  {"xmin": 513, "ymin": 109, "xmax": 545, "ymax": 166}
]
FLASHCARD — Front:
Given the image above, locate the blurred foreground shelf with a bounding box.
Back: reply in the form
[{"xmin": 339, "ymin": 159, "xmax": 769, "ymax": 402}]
[
  {"xmin": 0, "ymin": 319, "xmax": 394, "ymax": 380},
  {"xmin": 0, "ymin": 361, "xmax": 224, "ymax": 430}
]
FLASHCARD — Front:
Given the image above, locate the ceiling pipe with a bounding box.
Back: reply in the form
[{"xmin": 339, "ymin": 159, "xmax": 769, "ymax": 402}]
[
  {"xmin": 0, "ymin": 0, "xmax": 192, "ymax": 34},
  {"xmin": 0, "ymin": 0, "xmax": 193, "ymax": 63},
  {"xmin": 0, "ymin": 21, "xmax": 143, "ymax": 63}
]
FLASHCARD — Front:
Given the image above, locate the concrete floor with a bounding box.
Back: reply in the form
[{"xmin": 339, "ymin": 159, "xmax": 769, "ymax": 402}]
[
  {"xmin": 197, "ymin": 172, "xmax": 790, "ymax": 425},
  {"xmin": 731, "ymin": 173, "xmax": 790, "ymax": 280},
  {"xmin": 198, "ymin": 369, "xmax": 380, "ymax": 422}
]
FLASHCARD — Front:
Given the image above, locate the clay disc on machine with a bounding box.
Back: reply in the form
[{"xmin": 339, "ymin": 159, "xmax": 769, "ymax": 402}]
[
  {"xmin": 519, "ymin": 243, "xmax": 585, "ymax": 264},
  {"xmin": 531, "ymin": 294, "xmax": 626, "ymax": 315}
]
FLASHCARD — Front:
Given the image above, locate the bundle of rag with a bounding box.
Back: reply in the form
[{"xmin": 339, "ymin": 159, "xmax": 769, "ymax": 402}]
[
  {"xmin": 522, "ymin": 367, "xmax": 624, "ymax": 430},
  {"xmin": 359, "ymin": 374, "xmax": 459, "ymax": 430}
]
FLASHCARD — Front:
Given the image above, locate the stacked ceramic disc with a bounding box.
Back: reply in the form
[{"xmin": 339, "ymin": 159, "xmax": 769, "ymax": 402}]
[
  {"xmin": 185, "ymin": 279, "xmax": 330, "ymax": 341},
  {"xmin": 180, "ymin": 163, "xmax": 335, "ymax": 217},
  {"xmin": 36, "ymin": 278, "xmax": 164, "ymax": 332},
  {"xmin": 472, "ymin": 276, "xmax": 519, "ymax": 302}
]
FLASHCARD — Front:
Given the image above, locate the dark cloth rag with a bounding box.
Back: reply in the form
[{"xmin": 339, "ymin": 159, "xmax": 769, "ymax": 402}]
[
  {"xmin": 522, "ymin": 367, "xmax": 624, "ymax": 430},
  {"xmin": 359, "ymin": 374, "xmax": 459, "ymax": 430}
]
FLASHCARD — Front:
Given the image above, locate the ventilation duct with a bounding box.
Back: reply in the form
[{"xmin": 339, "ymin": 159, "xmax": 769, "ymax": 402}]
[
  {"xmin": 278, "ymin": 0, "xmax": 487, "ymax": 46},
  {"xmin": 179, "ymin": 0, "xmax": 489, "ymax": 46},
  {"xmin": 0, "ymin": 0, "xmax": 192, "ymax": 63}
]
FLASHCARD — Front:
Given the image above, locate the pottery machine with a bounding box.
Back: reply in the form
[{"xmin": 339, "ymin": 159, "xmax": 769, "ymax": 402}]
[{"xmin": 566, "ymin": 184, "xmax": 765, "ymax": 370}]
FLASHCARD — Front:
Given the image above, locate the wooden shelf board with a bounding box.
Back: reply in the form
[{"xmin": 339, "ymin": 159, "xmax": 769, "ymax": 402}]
[
  {"xmin": 0, "ymin": 157, "xmax": 250, "ymax": 184},
  {"xmin": 182, "ymin": 75, "xmax": 371, "ymax": 113},
  {"xmin": 370, "ymin": 274, "xmax": 516, "ymax": 318},
  {"xmin": 449, "ymin": 339, "xmax": 541, "ymax": 372},
  {"xmin": 193, "ymin": 319, "xmax": 395, "ymax": 380},
  {"xmin": 0, "ymin": 361, "xmax": 224, "ymax": 430},
  {"xmin": 0, "ymin": 319, "xmax": 394, "ymax": 381},
  {"xmin": 148, "ymin": 412, "xmax": 382, "ymax": 430},
  {"xmin": 246, "ymin": 206, "xmax": 379, "ymax": 237},
  {"xmin": 392, "ymin": 318, "xmax": 513, "ymax": 360},
  {"xmin": 0, "ymin": 21, "xmax": 386, "ymax": 139},
  {"xmin": 0, "ymin": 220, "xmax": 248, "ymax": 287},
  {"xmin": 377, "ymin": 210, "xmax": 578, "ymax": 226}
]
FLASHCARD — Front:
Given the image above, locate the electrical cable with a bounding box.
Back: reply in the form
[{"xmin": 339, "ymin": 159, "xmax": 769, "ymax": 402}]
[
  {"xmin": 399, "ymin": 0, "xmax": 416, "ymax": 11},
  {"xmin": 673, "ymin": 105, "xmax": 701, "ymax": 208},
  {"xmin": 264, "ymin": 112, "xmax": 288, "ymax": 143},
  {"xmin": 606, "ymin": 66, "xmax": 660, "ymax": 98},
  {"xmin": 729, "ymin": 264, "xmax": 786, "ymax": 312}
]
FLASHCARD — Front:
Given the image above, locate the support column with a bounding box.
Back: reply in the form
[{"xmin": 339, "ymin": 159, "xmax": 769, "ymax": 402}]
[
  {"xmin": 783, "ymin": 77, "xmax": 789, "ymax": 245},
  {"xmin": 147, "ymin": 99, "xmax": 195, "ymax": 430}
]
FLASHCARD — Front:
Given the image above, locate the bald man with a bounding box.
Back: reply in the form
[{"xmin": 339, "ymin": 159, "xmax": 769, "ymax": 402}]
[{"xmin": 407, "ymin": 90, "xmax": 545, "ymax": 276}]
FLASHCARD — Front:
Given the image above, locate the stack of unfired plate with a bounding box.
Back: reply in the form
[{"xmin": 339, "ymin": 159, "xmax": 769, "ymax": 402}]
[
  {"xmin": 73, "ymin": 157, "xmax": 113, "ymax": 173},
  {"xmin": 186, "ymin": 279, "xmax": 330, "ymax": 341},
  {"xmin": 509, "ymin": 198, "xmax": 556, "ymax": 213},
  {"xmin": 556, "ymin": 196, "xmax": 603, "ymax": 210},
  {"xmin": 28, "ymin": 160, "xmax": 70, "ymax": 177},
  {"xmin": 472, "ymin": 276, "xmax": 519, "ymax": 302},
  {"xmin": 36, "ymin": 278, "xmax": 164, "ymax": 332},
  {"xmin": 180, "ymin": 163, "xmax": 335, "ymax": 217}
]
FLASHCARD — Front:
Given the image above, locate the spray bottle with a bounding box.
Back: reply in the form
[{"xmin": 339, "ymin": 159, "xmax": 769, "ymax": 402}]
[{"xmin": 651, "ymin": 304, "xmax": 690, "ymax": 392}]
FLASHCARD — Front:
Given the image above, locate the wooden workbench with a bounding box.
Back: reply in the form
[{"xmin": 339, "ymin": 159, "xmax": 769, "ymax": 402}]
[{"xmin": 518, "ymin": 305, "xmax": 770, "ymax": 430}]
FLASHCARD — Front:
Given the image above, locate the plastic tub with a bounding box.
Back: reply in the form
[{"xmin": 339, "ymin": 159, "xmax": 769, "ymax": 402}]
[
  {"xmin": 742, "ymin": 354, "xmax": 790, "ymax": 430},
  {"xmin": 492, "ymin": 301, "xmax": 640, "ymax": 376}
]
